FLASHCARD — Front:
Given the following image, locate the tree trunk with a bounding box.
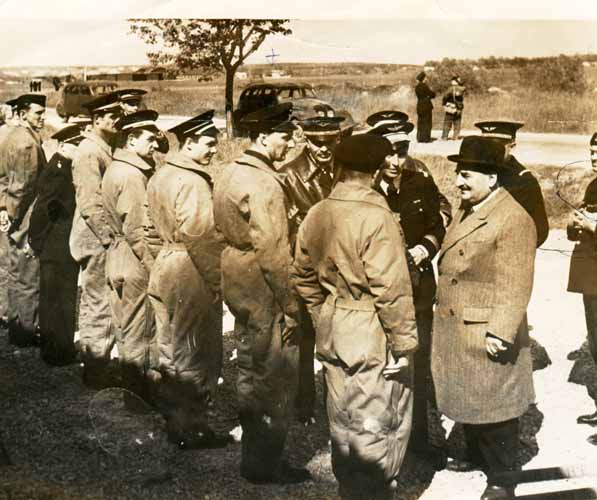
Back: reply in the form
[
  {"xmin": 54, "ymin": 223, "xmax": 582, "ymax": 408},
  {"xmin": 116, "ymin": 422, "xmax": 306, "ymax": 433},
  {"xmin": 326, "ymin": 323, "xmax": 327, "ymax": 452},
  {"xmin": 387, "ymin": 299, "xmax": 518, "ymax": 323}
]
[{"xmin": 225, "ymin": 69, "xmax": 235, "ymax": 138}]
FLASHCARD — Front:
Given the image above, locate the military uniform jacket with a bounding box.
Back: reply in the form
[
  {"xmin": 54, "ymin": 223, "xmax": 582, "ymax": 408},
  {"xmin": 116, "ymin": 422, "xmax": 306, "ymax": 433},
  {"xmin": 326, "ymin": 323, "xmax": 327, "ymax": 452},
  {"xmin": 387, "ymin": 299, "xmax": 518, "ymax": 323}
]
[
  {"xmin": 29, "ymin": 153, "xmax": 76, "ymax": 263},
  {"xmin": 431, "ymin": 188, "xmax": 537, "ymax": 424},
  {"xmin": 0, "ymin": 123, "xmax": 46, "ymax": 236},
  {"xmin": 415, "ymin": 81, "xmax": 436, "ymax": 113},
  {"xmin": 502, "ymin": 155, "xmax": 549, "ymax": 247},
  {"xmin": 101, "ymin": 148, "xmax": 154, "ymax": 271},
  {"xmin": 69, "ymin": 131, "xmax": 113, "ymax": 262},
  {"xmin": 567, "ymin": 176, "xmax": 597, "ymax": 295},
  {"xmin": 442, "ymin": 88, "xmax": 464, "ymax": 114},
  {"xmin": 278, "ymin": 147, "xmax": 340, "ymax": 241}
]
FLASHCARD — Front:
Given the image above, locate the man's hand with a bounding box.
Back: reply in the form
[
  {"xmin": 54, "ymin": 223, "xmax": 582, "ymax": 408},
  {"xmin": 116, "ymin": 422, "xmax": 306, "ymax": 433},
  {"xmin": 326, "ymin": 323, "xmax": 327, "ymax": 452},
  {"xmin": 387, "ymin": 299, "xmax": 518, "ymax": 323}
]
[
  {"xmin": 486, "ymin": 335, "xmax": 508, "ymax": 357},
  {"xmin": 572, "ymin": 210, "xmax": 597, "ymax": 234},
  {"xmin": 383, "ymin": 354, "xmax": 410, "ymax": 380},
  {"xmin": 281, "ymin": 314, "xmax": 299, "ymax": 345},
  {"xmin": 22, "ymin": 242, "xmax": 35, "ymax": 259},
  {"xmin": 0, "ymin": 210, "xmax": 10, "ymax": 233},
  {"xmin": 408, "ymin": 245, "xmax": 428, "ymax": 267}
]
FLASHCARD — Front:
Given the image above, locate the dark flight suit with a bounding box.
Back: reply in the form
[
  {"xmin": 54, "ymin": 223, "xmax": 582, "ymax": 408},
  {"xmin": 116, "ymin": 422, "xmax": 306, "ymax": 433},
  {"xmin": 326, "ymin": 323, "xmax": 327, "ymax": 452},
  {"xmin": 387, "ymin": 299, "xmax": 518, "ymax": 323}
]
[
  {"xmin": 415, "ymin": 81, "xmax": 436, "ymax": 143},
  {"xmin": 279, "ymin": 147, "xmax": 340, "ymax": 422},
  {"xmin": 375, "ymin": 158, "xmax": 447, "ymax": 449},
  {"xmin": 0, "ymin": 123, "xmax": 46, "ymax": 346},
  {"xmin": 213, "ymin": 150, "xmax": 300, "ymax": 480},
  {"xmin": 29, "ymin": 152, "xmax": 79, "ymax": 365}
]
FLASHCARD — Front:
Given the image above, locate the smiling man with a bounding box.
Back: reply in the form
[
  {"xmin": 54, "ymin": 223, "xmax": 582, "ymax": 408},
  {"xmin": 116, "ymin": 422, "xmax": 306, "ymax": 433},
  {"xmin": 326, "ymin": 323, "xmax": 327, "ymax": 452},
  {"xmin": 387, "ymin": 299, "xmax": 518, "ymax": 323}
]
[
  {"xmin": 432, "ymin": 136, "xmax": 537, "ymax": 500},
  {"xmin": 0, "ymin": 93, "xmax": 47, "ymax": 347}
]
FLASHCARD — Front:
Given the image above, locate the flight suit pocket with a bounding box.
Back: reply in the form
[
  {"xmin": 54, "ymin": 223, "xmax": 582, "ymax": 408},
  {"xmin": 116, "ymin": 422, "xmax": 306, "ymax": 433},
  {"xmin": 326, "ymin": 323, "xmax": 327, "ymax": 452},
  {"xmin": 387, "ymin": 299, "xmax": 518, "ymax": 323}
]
[{"xmin": 462, "ymin": 306, "xmax": 492, "ymax": 324}]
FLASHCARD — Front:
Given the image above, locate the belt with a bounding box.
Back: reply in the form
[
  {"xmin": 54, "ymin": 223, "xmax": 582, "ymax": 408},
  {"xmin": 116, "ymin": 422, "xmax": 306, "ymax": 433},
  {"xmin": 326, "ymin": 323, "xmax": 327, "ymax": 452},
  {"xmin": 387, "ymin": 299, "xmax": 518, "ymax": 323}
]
[{"xmin": 326, "ymin": 295, "xmax": 376, "ymax": 312}]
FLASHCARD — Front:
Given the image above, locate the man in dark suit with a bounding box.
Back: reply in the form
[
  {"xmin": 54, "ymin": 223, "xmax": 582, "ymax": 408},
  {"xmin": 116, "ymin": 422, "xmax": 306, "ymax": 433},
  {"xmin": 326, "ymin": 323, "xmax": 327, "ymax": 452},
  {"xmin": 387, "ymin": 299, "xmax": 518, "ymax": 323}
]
[
  {"xmin": 432, "ymin": 136, "xmax": 537, "ymax": 500},
  {"xmin": 415, "ymin": 71, "xmax": 436, "ymax": 143},
  {"xmin": 475, "ymin": 120, "xmax": 549, "ymax": 247}
]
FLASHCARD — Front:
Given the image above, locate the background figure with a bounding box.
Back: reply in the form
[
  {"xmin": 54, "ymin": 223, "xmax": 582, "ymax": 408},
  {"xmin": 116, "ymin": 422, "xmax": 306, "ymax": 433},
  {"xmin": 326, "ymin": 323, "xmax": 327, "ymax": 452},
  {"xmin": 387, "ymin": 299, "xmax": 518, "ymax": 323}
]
[
  {"xmin": 279, "ymin": 115, "xmax": 344, "ymax": 425},
  {"xmin": 213, "ymin": 104, "xmax": 309, "ymax": 485},
  {"xmin": 432, "ymin": 136, "xmax": 537, "ymax": 500},
  {"xmin": 28, "ymin": 124, "xmax": 87, "ymax": 366},
  {"xmin": 146, "ymin": 111, "xmax": 229, "ymax": 448},
  {"xmin": 567, "ymin": 132, "xmax": 597, "ymax": 426},
  {"xmin": 293, "ymin": 134, "xmax": 418, "ymax": 500},
  {"xmin": 415, "ymin": 72, "xmax": 436, "ymax": 143},
  {"xmin": 441, "ymin": 76, "xmax": 465, "ymax": 140},
  {"xmin": 0, "ymin": 94, "xmax": 47, "ymax": 347}
]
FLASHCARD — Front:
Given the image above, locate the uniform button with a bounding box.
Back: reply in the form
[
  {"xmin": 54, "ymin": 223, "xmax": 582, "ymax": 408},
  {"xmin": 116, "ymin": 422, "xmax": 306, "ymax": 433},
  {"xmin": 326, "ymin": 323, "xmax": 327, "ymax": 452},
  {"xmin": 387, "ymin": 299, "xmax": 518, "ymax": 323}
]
[
  {"xmin": 449, "ymin": 308, "xmax": 455, "ymax": 316},
  {"xmin": 451, "ymin": 278, "xmax": 458, "ymax": 285},
  {"xmin": 459, "ymin": 249, "xmax": 464, "ymax": 256}
]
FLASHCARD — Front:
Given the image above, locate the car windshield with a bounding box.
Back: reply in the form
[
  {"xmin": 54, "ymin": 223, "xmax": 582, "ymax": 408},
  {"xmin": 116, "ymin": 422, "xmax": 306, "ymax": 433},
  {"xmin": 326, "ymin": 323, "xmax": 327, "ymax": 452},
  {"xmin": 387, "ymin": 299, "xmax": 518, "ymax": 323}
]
[{"xmin": 276, "ymin": 87, "xmax": 317, "ymax": 99}]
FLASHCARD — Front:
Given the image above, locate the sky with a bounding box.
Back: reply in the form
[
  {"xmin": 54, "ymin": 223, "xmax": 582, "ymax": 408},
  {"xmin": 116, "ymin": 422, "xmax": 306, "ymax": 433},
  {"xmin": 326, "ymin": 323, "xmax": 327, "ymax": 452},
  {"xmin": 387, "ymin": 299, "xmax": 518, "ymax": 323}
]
[{"xmin": 1, "ymin": 1, "xmax": 597, "ymax": 67}]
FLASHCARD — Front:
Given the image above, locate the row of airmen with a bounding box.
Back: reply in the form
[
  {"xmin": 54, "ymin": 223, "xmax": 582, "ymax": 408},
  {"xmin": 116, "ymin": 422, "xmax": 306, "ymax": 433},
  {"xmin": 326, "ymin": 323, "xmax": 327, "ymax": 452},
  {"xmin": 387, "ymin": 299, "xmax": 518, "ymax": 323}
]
[{"xmin": 0, "ymin": 89, "xmax": 552, "ymax": 498}]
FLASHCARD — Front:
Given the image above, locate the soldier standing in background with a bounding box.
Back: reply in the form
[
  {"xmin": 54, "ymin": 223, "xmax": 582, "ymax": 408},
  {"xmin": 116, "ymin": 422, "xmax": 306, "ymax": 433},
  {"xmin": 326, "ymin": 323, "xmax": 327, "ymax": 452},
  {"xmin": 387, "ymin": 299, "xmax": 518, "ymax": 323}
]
[
  {"xmin": 279, "ymin": 115, "xmax": 344, "ymax": 426},
  {"xmin": 441, "ymin": 76, "xmax": 465, "ymax": 141},
  {"xmin": 29, "ymin": 124, "xmax": 88, "ymax": 366},
  {"xmin": 415, "ymin": 71, "xmax": 436, "ymax": 143},
  {"xmin": 0, "ymin": 94, "xmax": 47, "ymax": 347},
  {"xmin": 102, "ymin": 110, "xmax": 161, "ymax": 405},
  {"xmin": 146, "ymin": 111, "xmax": 230, "ymax": 448},
  {"xmin": 213, "ymin": 103, "xmax": 310, "ymax": 484},
  {"xmin": 69, "ymin": 93, "xmax": 121, "ymax": 389}
]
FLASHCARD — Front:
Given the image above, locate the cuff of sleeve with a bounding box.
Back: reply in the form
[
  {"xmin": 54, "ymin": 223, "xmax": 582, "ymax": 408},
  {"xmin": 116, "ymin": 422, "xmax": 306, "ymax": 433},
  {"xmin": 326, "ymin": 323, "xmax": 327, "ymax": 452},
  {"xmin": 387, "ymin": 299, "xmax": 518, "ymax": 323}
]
[
  {"xmin": 389, "ymin": 337, "xmax": 418, "ymax": 357},
  {"xmin": 419, "ymin": 238, "xmax": 437, "ymax": 259}
]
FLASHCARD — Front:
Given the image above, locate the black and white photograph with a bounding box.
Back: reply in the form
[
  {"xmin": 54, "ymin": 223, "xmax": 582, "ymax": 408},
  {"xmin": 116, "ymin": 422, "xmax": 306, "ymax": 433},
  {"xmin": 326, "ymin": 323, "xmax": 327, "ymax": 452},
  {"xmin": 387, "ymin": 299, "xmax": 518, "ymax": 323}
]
[{"xmin": 1, "ymin": 1, "xmax": 597, "ymax": 498}]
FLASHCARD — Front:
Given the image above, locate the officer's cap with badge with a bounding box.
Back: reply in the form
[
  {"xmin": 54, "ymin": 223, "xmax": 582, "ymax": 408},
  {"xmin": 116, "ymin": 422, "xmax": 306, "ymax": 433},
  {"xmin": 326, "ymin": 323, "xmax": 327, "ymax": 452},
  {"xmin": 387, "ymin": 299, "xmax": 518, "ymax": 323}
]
[
  {"xmin": 334, "ymin": 134, "xmax": 393, "ymax": 173},
  {"xmin": 51, "ymin": 124, "xmax": 87, "ymax": 146},
  {"xmin": 83, "ymin": 92, "xmax": 121, "ymax": 116},
  {"xmin": 475, "ymin": 120, "xmax": 524, "ymax": 142},
  {"xmin": 591, "ymin": 132, "xmax": 597, "ymax": 150},
  {"xmin": 447, "ymin": 135, "xmax": 513, "ymax": 175},
  {"xmin": 14, "ymin": 94, "xmax": 46, "ymax": 111},
  {"xmin": 116, "ymin": 109, "xmax": 160, "ymax": 134},
  {"xmin": 169, "ymin": 110, "xmax": 218, "ymax": 143},
  {"xmin": 117, "ymin": 88, "xmax": 147, "ymax": 102},
  {"xmin": 300, "ymin": 116, "xmax": 344, "ymax": 138},
  {"xmin": 240, "ymin": 103, "xmax": 297, "ymax": 135},
  {"xmin": 366, "ymin": 110, "xmax": 414, "ymax": 150}
]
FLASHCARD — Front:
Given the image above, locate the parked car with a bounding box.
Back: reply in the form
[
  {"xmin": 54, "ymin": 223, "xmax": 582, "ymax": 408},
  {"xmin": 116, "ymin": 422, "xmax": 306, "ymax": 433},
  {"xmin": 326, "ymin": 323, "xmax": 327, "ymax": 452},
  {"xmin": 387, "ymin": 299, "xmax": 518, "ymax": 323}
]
[
  {"xmin": 56, "ymin": 81, "xmax": 119, "ymax": 122},
  {"xmin": 232, "ymin": 82, "xmax": 334, "ymax": 135}
]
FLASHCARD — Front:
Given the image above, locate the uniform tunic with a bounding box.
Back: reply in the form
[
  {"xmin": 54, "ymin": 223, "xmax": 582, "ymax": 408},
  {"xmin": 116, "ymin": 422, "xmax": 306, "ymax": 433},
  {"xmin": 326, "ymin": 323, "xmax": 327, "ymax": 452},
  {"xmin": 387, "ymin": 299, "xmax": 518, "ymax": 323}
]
[
  {"xmin": 102, "ymin": 148, "xmax": 155, "ymax": 375},
  {"xmin": 146, "ymin": 152, "xmax": 224, "ymax": 435},
  {"xmin": 213, "ymin": 149, "xmax": 300, "ymax": 478},
  {"xmin": 0, "ymin": 123, "xmax": 46, "ymax": 344},
  {"xmin": 292, "ymin": 181, "xmax": 417, "ymax": 499},
  {"xmin": 432, "ymin": 189, "xmax": 537, "ymax": 424},
  {"xmin": 69, "ymin": 131, "xmax": 114, "ymax": 362}
]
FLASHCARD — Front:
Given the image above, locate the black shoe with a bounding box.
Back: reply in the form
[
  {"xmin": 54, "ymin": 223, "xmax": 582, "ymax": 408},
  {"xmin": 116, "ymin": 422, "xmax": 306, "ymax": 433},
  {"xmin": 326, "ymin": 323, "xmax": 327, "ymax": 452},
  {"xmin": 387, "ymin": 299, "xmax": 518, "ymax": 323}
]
[
  {"xmin": 480, "ymin": 484, "xmax": 515, "ymax": 500},
  {"xmin": 169, "ymin": 429, "xmax": 232, "ymax": 450},
  {"xmin": 567, "ymin": 348, "xmax": 584, "ymax": 361},
  {"xmin": 408, "ymin": 442, "xmax": 447, "ymax": 470},
  {"xmin": 241, "ymin": 461, "xmax": 311, "ymax": 484},
  {"xmin": 446, "ymin": 457, "xmax": 482, "ymax": 472},
  {"xmin": 577, "ymin": 411, "xmax": 597, "ymax": 426},
  {"xmin": 82, "ymin": 359, "xmax": 119, "ymax": 390}
]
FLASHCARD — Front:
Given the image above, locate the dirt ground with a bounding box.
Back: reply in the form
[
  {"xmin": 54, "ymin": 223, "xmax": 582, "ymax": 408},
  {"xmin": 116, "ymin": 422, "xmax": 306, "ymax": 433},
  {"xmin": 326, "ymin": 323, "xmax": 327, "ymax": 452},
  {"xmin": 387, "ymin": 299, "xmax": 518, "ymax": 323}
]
[{"xmin": 2, "ymin": 230, "xmax": 597, "ymax": 499}]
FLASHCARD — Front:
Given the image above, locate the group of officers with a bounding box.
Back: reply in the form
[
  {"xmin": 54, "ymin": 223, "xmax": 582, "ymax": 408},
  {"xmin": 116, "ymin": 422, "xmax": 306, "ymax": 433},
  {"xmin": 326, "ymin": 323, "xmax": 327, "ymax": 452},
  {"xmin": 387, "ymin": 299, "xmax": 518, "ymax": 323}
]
[{"xmin": 5, "ymin": 83, "xmax": 597, "ymax": 500}]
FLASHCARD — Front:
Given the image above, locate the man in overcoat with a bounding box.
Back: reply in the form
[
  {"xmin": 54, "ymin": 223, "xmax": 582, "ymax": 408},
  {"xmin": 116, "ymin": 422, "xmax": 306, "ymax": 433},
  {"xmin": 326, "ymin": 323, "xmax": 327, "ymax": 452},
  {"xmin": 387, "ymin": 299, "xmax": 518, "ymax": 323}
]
[
  {"xmin": 0, "ymin": 93, "xmax": 47, "ymax": 347},
  {"xmin": 432, "ymin": 136, "xmax": 537, "ymax": 500},
  {"xmin": 415, "ymin": 71, "xmax": 436, "ymax": 143},
  {"xmin": 145, "ymin": 111, "xmax": 229, "ymax": 448},
  {"xmin": 475, "ymin": 120, "xmax": 549, "ymax": 247},
  {"xmin": 213, "ymin": 103, "xmax": 309, "ymax": 484},
  {"xmin": 292, "ymin": 133, "xmax": 418, "ymax": 500},
  {"xmin": 102, "ymin": 110, "xmax": 161, "ymax": 404},
  {"xmin": 29, "ymin": 124, "xmax": 87, "ymax": 366},
  {"xmin": 567, "ymin": 132, "xmax": 597, "ymax": 425},
  {"xmin": 279, "ymin": 115, "xmax": 344, "ymax": 425},
  {"xmin": 69, "ymin": 93, "xmax": 121, "ymax": 388},
  {"xmin": 366, "ymin": 112, "xmax": 448, "ymax": 460}
]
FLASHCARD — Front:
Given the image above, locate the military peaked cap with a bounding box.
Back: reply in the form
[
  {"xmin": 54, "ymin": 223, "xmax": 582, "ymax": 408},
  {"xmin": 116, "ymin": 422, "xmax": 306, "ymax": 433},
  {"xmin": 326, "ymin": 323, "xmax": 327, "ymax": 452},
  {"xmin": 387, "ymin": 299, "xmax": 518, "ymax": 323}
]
[
  {"xmin": 475, "ymin": 120, "xmax": 524, "ymax": 141},
  {"xmin": 313, "ymin": 103, "xmax": 335, "ymax": 117},
  {"xmin": 366, "ymin": 110, "xmax": 414, "ymax": 143},
  {"xmin": 590, "ymin": 132, "xmax": 597, "ymax": 147},
  {"xmin": 366, "ymin": 110, "xmax": 409, "ymax": 127},
  {"xmin": 83, "ymin": 91, "xmax": 121, "ymax": 115},
  {"xmin": 335, "ymin": 134, "xmax": 392, "ymax": 173},
  {"xmin": 300, "ymin": 116, "xmax": 344, "ymax": 136},
  {"xmin": 116, "ymin": 109, "xmax": 160, "ymax": 133},
  {"xmin": 51, "ymin": 124, "xmax": 86, "ymax": 145},
  {"xmin": 14, "ymin": 94, "xmax": 46, "ymax": 110},
  {"xmin": 117, "ymin": 88, "xmax": 147, "ymax": 102},
  {"xmin": 168, "ymin": 110, "xmax": 218, "ymax": 140},
  {"xmin": 447, "ymin": 136, "xmax": 511, "ymax": 172},
  {"xmin": 241, "ymin": 103, "xmax": 297, "ymax": 134}
]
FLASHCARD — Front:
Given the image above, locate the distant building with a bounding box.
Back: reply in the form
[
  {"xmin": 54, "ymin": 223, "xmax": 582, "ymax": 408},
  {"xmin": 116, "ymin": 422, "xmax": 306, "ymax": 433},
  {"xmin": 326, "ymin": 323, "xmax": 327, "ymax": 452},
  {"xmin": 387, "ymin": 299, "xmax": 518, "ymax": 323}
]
[
  {"xmin": 236, "ymin": 71, "xmax": 249, "ymax": 80},
  {"xmin": 266, "ymin": 69, "xmax": 290, "ymax": 79}
]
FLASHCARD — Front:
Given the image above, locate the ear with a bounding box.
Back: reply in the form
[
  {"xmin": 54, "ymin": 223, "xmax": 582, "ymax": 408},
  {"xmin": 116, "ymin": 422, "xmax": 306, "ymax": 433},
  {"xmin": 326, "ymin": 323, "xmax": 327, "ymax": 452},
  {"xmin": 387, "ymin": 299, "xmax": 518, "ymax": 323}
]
[{"xmin": 488, "ymin": 173, "xmax": 498, "ymax": 188}]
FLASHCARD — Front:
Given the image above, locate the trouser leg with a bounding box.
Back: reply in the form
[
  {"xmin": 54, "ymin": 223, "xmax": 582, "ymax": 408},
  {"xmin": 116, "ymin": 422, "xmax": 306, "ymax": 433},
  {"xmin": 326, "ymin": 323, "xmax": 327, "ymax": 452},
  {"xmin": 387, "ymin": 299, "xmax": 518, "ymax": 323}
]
[
  {"xmin": 295, "ymin": 302, "xmax": 316, "ymax": 422},
  {"xmin": 411, "ymin": 307, "xmax": 432, "ymax": 446},
  {"xmin": 583, "ymin": 294, "xmax": 597, "ymax": 364},
  {"xmin": 453, "ymin": 114, "xmax": 462, "ymax": 139},
  {"xmin": 441, "ymin": 113, "xmax": 452, "ymax": 139},
  {"xmin": 0, "ymin": 231, "xmax": 9, "ymax": 323}
]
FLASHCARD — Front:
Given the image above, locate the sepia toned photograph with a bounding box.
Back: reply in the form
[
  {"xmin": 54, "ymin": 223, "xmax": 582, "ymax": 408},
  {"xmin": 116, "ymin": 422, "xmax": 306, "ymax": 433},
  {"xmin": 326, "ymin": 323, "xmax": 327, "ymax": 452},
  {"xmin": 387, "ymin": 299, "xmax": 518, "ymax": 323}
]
[{"xmin": 1, "ymin": 1, "xmax": 597, "ymax": 498}]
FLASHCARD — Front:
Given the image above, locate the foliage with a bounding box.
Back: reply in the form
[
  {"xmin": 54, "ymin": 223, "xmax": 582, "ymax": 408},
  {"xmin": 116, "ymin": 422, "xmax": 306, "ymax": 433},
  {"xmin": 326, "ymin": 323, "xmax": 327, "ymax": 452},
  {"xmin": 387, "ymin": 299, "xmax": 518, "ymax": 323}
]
[
  {"xmin": 517, "ymin": 55, "xmax": 587, "ymax": 94},
  {"xmin": 421, "ymin": 58, "xmax": 490, "ymax": 95}
]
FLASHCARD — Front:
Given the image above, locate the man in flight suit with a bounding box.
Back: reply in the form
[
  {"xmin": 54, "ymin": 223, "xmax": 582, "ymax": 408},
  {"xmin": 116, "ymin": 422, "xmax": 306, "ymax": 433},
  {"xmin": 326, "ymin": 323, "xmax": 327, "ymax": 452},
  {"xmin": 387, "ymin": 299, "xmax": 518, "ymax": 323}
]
[{"xmin": 0, "ymin": 93, "xmax": 47, "ymax": 347}]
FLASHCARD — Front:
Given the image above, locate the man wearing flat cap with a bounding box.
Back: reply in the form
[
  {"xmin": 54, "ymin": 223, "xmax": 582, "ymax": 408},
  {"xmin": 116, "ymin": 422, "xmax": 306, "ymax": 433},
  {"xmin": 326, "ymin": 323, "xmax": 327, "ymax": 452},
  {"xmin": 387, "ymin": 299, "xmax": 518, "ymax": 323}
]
[
  {"xmin": 567, "ymin": 132, "xmax": 597, "ymax": 426},
  {"xmin": 475, "ymin": 120, "xmax": 549, "ymax": 247},
  {"xmin": 367, "ymin": 110, "xmax": 449, "ymax": 463},
  {"xmin": 279, "ymin": 114, "xmax": 344, "ymax": 425},
  {"xmin": 432, "ymin": 136, "xmax": 537, "ymax": 500},
  {"xmin": 29, "ymin": 123, "xmax": 88, "ymax": 366},
  {"xmin": 0, "ymin": 93, "xmax": 47, "ymax": 347},
  {"xmin": 102, "ymin": 109, "xmax": 162, "ymax": 406},
  {"xmin": 292, "ymin": 133, "xmax": 417, "ymax": 500},
  {"xmin": 213, "ymin": 103, "xmax": 310, "ymax": 484},
  {"xmin": 70, "ymin": 92, "xmax": 121, "ymax": 388},
  {"xmin": 441, "ymin": 76, "xmax": 465, "ymax": 140},
  {"xmin": 415, "ymin": 71, "xmax": 436, "ymax": 143},
  {"xmin": 145, "ymin": 110, "xmax": 230, "ymax": 448}
]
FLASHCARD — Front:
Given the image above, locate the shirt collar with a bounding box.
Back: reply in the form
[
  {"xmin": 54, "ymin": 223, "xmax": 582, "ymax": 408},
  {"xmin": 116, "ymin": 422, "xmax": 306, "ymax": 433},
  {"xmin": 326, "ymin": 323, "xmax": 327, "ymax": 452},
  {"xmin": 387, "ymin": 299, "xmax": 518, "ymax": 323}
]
[{"xmin": 112, "ymin": 147, "xmax": 154, "ymax": 171}]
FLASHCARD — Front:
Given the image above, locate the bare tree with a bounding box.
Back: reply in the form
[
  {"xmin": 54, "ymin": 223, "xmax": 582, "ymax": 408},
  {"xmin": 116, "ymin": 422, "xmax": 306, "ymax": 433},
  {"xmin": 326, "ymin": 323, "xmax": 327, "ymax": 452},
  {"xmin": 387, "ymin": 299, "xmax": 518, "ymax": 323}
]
[{"xmin": 128, "ymin": 19, "xmax": 292, "ymax": 137}]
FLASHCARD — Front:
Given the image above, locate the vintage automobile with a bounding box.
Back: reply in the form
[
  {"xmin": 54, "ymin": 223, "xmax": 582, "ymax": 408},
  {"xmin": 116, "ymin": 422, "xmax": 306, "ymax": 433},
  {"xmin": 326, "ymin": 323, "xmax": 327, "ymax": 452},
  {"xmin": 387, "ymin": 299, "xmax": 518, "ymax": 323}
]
[
  {"xmin": 232, "ymin": 82, "xmax": 334, "ymax": 135},
  {"xmin": 56, "ymin": 81, "xmax": 119, "ymax": 122}
]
